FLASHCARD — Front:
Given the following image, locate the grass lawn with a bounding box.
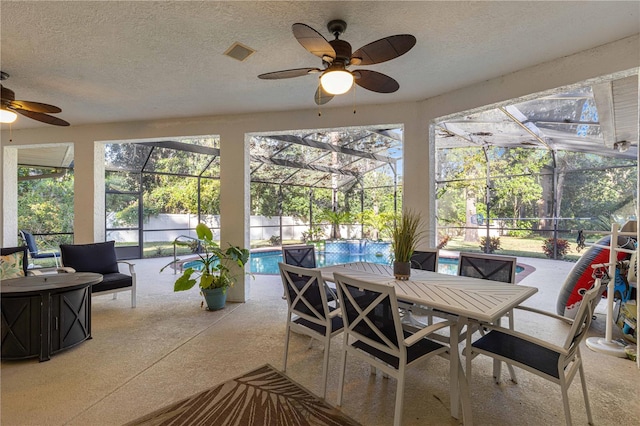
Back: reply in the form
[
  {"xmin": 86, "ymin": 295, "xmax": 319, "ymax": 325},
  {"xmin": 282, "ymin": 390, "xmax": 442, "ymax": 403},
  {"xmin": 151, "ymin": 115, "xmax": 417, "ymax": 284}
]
[{"xmin": 443, "ymin": 235, "xmax": 583, "ymax": 262}]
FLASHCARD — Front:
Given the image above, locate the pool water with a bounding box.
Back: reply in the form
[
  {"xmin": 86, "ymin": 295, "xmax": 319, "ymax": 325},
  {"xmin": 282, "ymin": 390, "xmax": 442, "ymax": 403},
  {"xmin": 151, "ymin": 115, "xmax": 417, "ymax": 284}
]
[
  {"xmin": 250, "ymin": 251, "xmax": 466, "ymax": 275},
  {"xmin": 183, "ymin": 251, "xmax": 525, "ymax": 276}
]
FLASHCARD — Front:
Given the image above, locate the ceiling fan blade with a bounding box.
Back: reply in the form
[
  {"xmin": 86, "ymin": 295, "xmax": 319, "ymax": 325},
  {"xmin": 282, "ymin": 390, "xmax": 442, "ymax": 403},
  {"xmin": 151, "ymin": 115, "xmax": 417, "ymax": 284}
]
[
  {"xmin": 258, "ymin": 68, "xmax": 321, "ymax": 80},
  {"xmin": 353, "ymin": 70, "xmax": 399, "ymax": 93},
  {"xmin": 292, "ymin": 23, "xmax": 336, "ymax": 60},
  {"xmin": 314, "ymin": 86, "xmax": 334, "ymax": 105},
  {"xmin": 9, "ymin": 99, "xmax": 62, "ymax": 114},
  {"xmin": 351, "ymin": 34, "xmax": 416, "ymax": 65},
  {"xmin": 13, "ymin": 107, "xmax": 70, "ymax": 126}
]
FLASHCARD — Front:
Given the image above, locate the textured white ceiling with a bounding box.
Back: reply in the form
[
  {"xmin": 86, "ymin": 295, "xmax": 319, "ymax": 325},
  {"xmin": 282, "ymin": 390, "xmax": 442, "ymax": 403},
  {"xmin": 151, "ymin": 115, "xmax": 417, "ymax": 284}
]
[{"xmin": 1, "ymin": 1, "xmax": 639, "ymax": 129}]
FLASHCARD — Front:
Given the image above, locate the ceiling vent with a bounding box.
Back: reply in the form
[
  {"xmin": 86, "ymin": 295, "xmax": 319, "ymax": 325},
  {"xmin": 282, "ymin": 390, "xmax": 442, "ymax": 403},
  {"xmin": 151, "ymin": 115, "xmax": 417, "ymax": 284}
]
[{"xmin": 224, "ymin": 42, "xmax": 255, "ymax": 62}]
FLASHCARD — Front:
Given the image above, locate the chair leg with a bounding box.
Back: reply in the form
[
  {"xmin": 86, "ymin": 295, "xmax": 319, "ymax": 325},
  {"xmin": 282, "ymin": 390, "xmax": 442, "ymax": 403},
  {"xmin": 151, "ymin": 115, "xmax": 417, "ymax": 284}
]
[
  {"xmin": 336, "ymin": 348, "xmax": 348, "ymax": 406},
  {"xmin": 560, "ymin": 377, "xmax": 574, "ymax": 426},
  {"xmin": 113, "ymin": 293, "xmax": 117, "ymax": 300},
  {"xmin": 578, "ymin": 362, "xmax": 594, "ymax": 425},
  {"xmin": 393, "ymin": 373, "xmax": 405, "ymax": 426},
  {"xmin": 283, "ymin": 326, "xmax": 291, "ymax": 373},
  {"xmin": 307, "ymin": 337, "xmax": 314, "ymax": 349},
  {"xmin": 321, "ymin": 337, "xmax": 330, "ymax": 399},
  {"xmin": 131, "ymin": 288, "xmax": 136, "ymax": 308}
]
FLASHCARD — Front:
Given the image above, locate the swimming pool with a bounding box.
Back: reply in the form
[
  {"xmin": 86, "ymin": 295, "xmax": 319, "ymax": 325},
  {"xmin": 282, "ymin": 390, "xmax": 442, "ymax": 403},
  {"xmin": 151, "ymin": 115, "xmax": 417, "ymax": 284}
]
[
  {"xmin": 249, "ymin": 250, "xmax": 521, "ymax": 276},
  {"xmin": 181, "ymin": 250, "xmax": 526, "ymax": 276}
]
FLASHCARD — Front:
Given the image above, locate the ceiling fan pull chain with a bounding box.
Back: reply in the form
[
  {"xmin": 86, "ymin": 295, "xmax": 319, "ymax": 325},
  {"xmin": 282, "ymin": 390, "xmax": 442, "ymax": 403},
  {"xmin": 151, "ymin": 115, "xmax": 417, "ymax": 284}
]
[{"xmin": 353, "ymin": 84, "xmax": 356, "ymax": 114}]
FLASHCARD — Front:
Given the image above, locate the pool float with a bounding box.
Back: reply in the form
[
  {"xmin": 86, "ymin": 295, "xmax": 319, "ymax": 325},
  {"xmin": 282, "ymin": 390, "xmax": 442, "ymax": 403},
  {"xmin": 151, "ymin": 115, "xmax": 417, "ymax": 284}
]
[{"xmin": 557, "ymin": 235, "xmax": 634, "ymax": 319}]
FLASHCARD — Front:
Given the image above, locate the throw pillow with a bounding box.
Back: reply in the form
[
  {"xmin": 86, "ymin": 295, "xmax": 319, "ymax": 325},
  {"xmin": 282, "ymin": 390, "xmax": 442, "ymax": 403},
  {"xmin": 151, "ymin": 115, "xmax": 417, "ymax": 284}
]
[{"xmin": 0, "ymin": 251, "xmax": 25, "ymax": 279}]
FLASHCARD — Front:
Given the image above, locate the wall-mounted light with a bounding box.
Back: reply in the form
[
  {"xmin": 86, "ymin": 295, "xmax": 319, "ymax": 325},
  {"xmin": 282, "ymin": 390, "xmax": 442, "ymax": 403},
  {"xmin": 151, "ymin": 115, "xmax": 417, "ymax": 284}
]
[
  {"xmin": 0, "ymin": 107, "xmax": 17, "ymax": 124},
  {"xmin": 613, "ymin": 140, "xmax": 630, "ymax": 153},
  {"xmin": 320, "ymin": 67, "xmax": 354, "ymax": 95}
]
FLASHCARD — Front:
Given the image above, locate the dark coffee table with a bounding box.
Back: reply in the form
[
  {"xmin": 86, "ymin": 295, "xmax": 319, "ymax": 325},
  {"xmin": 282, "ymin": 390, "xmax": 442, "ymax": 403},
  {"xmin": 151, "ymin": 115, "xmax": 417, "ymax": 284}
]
[{"xmin": 1, "ymin": 272, "xmax": 103, "ymax": 362}]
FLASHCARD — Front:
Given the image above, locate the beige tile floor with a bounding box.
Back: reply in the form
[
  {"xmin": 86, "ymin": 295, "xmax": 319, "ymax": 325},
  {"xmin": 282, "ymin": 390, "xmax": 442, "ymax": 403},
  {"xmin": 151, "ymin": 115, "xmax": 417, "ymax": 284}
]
[{"xmin": 1, "ymin": 256, "xmax": 639, "ymax": 425}]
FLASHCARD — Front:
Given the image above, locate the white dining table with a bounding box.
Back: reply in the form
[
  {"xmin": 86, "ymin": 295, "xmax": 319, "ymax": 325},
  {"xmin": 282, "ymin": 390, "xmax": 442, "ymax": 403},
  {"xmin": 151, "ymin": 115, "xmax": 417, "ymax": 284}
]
[{"xmin": 319, "ymin": 261, "xmax": 538, "ymax": 426}]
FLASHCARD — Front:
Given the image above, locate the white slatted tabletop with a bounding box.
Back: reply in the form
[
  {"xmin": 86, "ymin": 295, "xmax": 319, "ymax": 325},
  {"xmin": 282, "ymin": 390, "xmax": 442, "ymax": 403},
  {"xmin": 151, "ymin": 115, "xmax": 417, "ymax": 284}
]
[{"xmin": 320, "ymin": 262, "xmax": 538, "ymax": 324}]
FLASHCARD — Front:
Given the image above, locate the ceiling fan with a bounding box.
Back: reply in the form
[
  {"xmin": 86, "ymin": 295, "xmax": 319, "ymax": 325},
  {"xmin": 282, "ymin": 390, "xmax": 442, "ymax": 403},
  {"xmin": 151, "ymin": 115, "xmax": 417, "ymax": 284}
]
[
  {"xmin": 258, "ymin": 20, "xmax": 416, "ymax": 105},
  {"xmin": 1, "ymin": 71, "xmax": 70, "ymax": 126}
]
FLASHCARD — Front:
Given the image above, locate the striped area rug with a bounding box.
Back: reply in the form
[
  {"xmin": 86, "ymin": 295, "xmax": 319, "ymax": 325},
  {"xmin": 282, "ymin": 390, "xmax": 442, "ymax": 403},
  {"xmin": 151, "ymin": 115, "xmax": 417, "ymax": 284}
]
[{"xmin": 126, "ymin": 364, "xmax": 361, "ymax": 426}]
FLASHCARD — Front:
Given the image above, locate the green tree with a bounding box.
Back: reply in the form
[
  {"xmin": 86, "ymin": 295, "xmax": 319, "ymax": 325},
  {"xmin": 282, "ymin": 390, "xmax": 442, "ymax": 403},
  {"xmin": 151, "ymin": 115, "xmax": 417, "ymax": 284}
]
[{"xmin": 17, "ymin": 167, "xmax": 74, "ymax": 245}]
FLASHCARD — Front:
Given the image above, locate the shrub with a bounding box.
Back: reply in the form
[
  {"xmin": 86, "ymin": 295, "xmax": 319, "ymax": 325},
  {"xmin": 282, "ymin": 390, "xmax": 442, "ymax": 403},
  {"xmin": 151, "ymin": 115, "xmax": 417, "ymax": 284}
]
[
  {"xmin": 302, "ymin": 226, "xmax": 324, "ymax": 242},
  {"xmin": 268, "ymin": 235, "xmax": 281, "ymax": 246},
  {"xmin": 542, "ymin": 238, "xmax": 569, "ymax": 259},
  {"xmin": 479, "ymin": 236, "xmax": 501, "ymax": 253}
]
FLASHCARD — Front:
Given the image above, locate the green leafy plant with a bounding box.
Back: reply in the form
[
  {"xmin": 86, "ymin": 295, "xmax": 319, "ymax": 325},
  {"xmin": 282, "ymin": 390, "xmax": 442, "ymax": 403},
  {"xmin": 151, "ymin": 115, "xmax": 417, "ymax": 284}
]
[
  {"xmin": 358, "ymin": 210, "xmax": 395, "ymax": 241},
  {"xmin": 268, "ymin": 235, "xmax": 281, "ymax": 246},
  {"xmin": 391, "ymin": 210, "xmax": 425, "ymax": 262},
  {"xmin": 479, "ymin": 236, "xmax": 501, "ymax": 253},
  {"xmin": 317, "ymin": 209, "xmax": 352, "ymax": 239},
  {"xmin": 302, "ymin": 226, "xmax": 324, "ymax": 242},
  {"xmin": 542, "ymin": 238, "xmax": 569, "ymax": 259},
  {"xmin": 162, "ymin": 223, "xmax": 250, "ymax": 293}
]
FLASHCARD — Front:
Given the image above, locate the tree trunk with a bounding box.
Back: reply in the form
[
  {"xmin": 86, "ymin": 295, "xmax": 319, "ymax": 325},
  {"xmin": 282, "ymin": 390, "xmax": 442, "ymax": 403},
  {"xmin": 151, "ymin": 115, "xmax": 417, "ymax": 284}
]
[{"xmin": 464, "ymin": 189, "xmax": 478, "ymax": 242}]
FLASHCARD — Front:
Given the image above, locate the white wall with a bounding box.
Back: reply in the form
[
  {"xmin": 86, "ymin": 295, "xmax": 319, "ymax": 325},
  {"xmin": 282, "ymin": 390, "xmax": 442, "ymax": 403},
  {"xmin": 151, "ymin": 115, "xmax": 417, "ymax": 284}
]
[{"xmin": 2, "ymin": 35, "xmax": 638, "ymax": 300}]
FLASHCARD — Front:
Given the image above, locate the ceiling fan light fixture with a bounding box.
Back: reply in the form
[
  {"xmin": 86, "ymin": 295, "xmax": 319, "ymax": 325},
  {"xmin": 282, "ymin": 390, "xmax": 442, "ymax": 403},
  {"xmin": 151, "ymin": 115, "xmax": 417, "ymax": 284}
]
[
  {"xmin": 0, "ymin": 107, "xmax": 17, "ymax": 123},
  {"xmin": 320, "ymin": 69, "xmax": 353, "ymax": 95}
]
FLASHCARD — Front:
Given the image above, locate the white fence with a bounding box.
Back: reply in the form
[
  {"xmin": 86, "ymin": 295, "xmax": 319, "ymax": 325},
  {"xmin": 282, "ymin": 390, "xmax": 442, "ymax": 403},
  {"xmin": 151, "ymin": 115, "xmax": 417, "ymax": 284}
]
[{"xmin": 107, "ymin": 213, "xmax": 363, "ymax": 243}]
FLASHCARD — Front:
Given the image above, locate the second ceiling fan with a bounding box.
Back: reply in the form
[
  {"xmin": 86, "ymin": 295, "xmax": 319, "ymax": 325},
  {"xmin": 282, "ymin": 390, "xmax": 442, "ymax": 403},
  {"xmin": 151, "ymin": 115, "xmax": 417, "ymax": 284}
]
[{"xmin": 258, "ymin": 20, "xmax": 416, "ymax": 105}]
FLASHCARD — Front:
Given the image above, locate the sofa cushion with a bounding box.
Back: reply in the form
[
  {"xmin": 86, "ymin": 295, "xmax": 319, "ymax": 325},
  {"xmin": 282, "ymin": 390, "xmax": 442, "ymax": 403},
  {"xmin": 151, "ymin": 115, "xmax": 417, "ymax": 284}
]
[
  {"xmin": 60, "ymin": 241, "xmax": 119, "ymax": 274},
  {"xmin": 92, "ymin": 273, "xmax": 132, "ymax": 293}
]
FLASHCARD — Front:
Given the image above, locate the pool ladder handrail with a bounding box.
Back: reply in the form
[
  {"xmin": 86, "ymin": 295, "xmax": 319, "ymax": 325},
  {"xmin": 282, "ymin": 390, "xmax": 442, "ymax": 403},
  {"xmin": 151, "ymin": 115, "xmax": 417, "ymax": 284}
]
[{"xmin": 172, "ymin": 235, "xmax": 204, "ymax": 275}]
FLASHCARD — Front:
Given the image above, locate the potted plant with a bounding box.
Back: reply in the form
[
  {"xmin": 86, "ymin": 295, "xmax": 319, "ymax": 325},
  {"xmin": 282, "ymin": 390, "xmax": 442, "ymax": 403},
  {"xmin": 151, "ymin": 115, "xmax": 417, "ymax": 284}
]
[
  {"xmin": 163, "ymin": 223, "xmax": 250, "ymax": 310},
  {"xmin": 391, "ymin": 210, "xmax": 425, "ymax": 280}
]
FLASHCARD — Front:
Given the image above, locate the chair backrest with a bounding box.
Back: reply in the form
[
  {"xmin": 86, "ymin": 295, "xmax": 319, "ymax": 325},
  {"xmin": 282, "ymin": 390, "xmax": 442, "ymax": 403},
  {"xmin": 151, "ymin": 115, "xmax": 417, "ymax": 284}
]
[
  {"xmin": 563, "ymin": 279, "xmax": 605, "ymax": 351},
  {"xmin": 282, "ymin": 244, "xmax": 316, "ymax": 268},
  {"xmin": 1, "ymin": 246, "xmax": 29, "ymax": 278},
  {"xmin": 279, "ymin": 263, "xmax": 331, "ymax": 327},
  {"xmin": 410, "ymin": 249, "xmax": 439, "ymax": 271},
  {"xmin": 19, "ymin": 230, "xmax": 39, "ymax": 255},
  {"xmin": 458, "ymin": 252, "xmax": 517, "ymax": 284},
  {"xmin": 60, "ymin": 241, "xmax": 119, "ymax": 274},
  {"xmin": 333, "ymin": 272, "xmax": 403, "ymax": 361}
]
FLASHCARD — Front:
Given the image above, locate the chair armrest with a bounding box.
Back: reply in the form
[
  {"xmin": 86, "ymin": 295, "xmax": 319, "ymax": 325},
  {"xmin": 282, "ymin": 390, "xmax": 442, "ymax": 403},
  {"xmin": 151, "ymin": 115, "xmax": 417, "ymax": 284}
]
[
  {"xmin": 57, "ymin": 267, "xmax": 76, "ymax": 273},
  {"xmin": 405, "ymin": 320, "xmax": 453, "ymax": 347},
  {"xmin": 514, "ymin": 305, "xmax": 574, "ymax": 325},
  {"xmin": 478, "ymin": 322, "xmax": 569, "ymax": 355},
  {"xmin": 27, "ymin": 270, "xmax": 43, "ymax": 276},
  {"xmin": 117, "ymin": 260, "xmax": 136, "ymax": 275}
]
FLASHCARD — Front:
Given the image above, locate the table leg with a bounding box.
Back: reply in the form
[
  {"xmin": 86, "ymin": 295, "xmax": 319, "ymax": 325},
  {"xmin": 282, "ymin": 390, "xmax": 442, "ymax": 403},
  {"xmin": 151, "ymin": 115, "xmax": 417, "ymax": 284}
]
[
  {"xmin": 449, "ymin": 321, "xmax": 460, "ymax": 420},
  {"xmin": 39, "ymin": 293, "xmax": 51, "ymax": 362},
  {"xmin": 492, "ymin": 317, "xmax": 502, "ymax": 382},
  {"xmin": 451, "ymin": 318, "xmax": 473, "ymax": 425}
]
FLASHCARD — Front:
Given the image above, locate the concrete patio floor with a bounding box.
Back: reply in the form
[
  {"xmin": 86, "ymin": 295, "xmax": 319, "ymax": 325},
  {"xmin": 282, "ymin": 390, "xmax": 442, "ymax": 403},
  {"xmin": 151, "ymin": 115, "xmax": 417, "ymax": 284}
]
[{"xmin": 1, "ymin": 255, "xmax": 638, "ymax": 425}]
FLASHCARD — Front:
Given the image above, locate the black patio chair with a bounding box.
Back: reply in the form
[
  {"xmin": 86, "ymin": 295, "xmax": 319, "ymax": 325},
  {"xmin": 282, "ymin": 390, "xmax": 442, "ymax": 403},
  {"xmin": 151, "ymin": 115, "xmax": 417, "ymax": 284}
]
[
  {"xmin": 458, "ymin": 252, "xmax": 518, "ymax": 381},
  {"xmin": 282, "ymin": 244, "xmax": 337, "ymax": 303},
  {"xmin": 282, "ymin": 244, "xmax": 317, "ymax": 268},
  {"xmin": 465, "ymin": 280, "xmax": 603, "ymax": 425},
  {"xmin": 410, "ymin": 248, "xmax": 439, "ymax": 271},
  {"xmin": 334, "ymin": 272, "xmax": 453, "ymax": 426},
  {"xmin": 279, "ymin": 262, "xmax": 343, "ymax": 399}
]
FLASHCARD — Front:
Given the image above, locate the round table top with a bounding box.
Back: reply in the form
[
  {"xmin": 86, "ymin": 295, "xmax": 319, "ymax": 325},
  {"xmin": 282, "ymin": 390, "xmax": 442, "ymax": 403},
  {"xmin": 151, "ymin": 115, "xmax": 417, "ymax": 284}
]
[{"xmin": 1, "ymin": 272, "xmax": 103, "ymax": 294}]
